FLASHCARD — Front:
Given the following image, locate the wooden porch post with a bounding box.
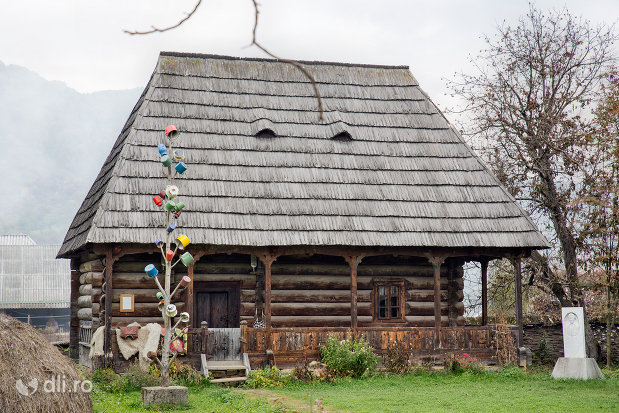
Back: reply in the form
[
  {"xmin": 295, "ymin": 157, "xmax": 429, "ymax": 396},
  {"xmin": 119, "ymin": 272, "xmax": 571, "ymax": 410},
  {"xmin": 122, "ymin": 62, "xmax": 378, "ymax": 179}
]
[
  {"xmin": 480, "ymin": 259, "xmax": 489, "ymax": 326},
  {"xmin": 187, "ymin": 261, "xmax": 195, "ymax": 326},
  {"xmin": 344, "ymin": 256, "xmax": 363, "ymax": 331},
  {"xmin": 259, "ymin": 253, "xmax": 278, "ymax": 329},
  {"xmin": 427, "ymin": 255, "xmax": 445, "ymax": 349},
  {"xmin": 259, "ymin": 253, "xmax": 278, "ymax": 354},
  {"xmin": 102, "ymin": 246, "xmax": 117, "ymax": 362},
  {"xmin": 511, "ymin": 256, "xmax": 523, "ymax": 348}
]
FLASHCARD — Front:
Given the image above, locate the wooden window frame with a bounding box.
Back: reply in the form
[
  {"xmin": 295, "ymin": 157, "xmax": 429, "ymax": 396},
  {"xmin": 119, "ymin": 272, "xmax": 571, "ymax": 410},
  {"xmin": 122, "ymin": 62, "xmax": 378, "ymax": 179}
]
[{"xmin": 372, "ymin": 280, "xmax": 406, "ymax": 323}]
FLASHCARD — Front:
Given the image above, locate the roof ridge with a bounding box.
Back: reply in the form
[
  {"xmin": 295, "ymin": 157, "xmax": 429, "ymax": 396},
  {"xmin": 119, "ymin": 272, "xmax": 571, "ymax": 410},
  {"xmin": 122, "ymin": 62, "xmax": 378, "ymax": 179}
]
[{"xmin": 159, "ymin": 51, "xmax": 409, "ymax": 70}]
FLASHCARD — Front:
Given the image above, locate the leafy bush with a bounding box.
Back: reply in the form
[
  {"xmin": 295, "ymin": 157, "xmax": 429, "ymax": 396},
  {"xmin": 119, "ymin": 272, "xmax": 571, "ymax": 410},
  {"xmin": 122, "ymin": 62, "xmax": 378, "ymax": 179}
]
[
  {"xmin": 91, "ymin": 368, "xmax": 121, "ymax": 392},
  {"xmin": 93, "ymin": 361, "xmax": 203, "ymax": 393},
  {"xmin": 445, "ymin": 353, "xmax": 485, "ymax": 374},
  {"xmin": 319, "ymin": 335, "xmax": 378, "ymax": 378},
  {"xmin": 292, "ymin": 363, "xmax": 314, "ymax": 382},
  {"xmin": 92, "ymin": 363, "xmax": 161, "ymax": 392},
  {"xmin": 382, "ymin": 342, "xmax": 414, "ymax": 374},
  {"xmin": 149, "ymin": 360, "xmax": 205, "ymax": 387},
  {"xmin": 497, "ymin": 365, "xmax": 526, "ymax": 378},
  {"xmin": 122, "ymin": 363, "xmax": 161, "ymax": 390},
  {"xmin": 245, "ymin": 366, "xmax": 293, "ymax": 388},
  {"xmin": 532, "ymin": 333, "xmax": 554, "ymax": 365}
]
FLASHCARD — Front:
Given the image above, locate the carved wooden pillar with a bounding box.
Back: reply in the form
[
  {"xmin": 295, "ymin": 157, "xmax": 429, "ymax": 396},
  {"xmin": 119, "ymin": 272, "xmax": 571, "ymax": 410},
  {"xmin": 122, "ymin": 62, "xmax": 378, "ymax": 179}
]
[
  {"xmin": 480, "ymin": 258, "xmax": 489, "ymax": 326},
  {"xmin": 427, "ymin": 255, "xmax": 446, "ymax": 349},
  {"xmin": 258, "ymin": 253, "xmax": 278, "ymax": 328},
  {"xmin": 258, "ymin": 253, "xmax": 278, "ymax": 353},
  {"xmin": 511, "ymin": 256, "xmax": 523, "ymax": 347},
  {"xmin": 344, "ymin": 256, "xmax": 363, "ymax": 331}
]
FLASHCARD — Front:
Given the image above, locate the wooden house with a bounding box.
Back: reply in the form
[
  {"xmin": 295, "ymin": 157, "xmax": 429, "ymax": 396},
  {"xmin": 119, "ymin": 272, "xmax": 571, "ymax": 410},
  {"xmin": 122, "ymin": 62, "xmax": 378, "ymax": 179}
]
[{"xmin": 58, "ymin": 53, "xmax": 548, "ymax": 369}]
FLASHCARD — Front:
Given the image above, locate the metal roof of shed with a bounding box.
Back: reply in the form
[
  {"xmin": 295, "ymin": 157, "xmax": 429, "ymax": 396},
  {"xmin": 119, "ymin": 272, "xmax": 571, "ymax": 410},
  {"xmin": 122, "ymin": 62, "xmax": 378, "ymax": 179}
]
[
  {"xmin": 0, "ymin": 235, "xmax": 37, "ymax": 246},
  {"xmin": 0, "ymin": 244, "xmax": 70, "ymax": 308}
]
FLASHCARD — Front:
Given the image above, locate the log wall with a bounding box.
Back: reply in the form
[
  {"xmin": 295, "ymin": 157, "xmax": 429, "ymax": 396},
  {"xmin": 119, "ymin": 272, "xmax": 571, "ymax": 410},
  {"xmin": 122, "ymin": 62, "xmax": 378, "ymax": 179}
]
[
  {"xmin": 95, "ymin": 252, "xmax": 466, "ymax": 329},
  {"xmin": 267, "ymin": 254, "xmax": 464, "ymax": 327},
  {"xmin": 75, "ymin": 253, "xmax": 104, "ymax": 331},
  {"xmin": 71, "ymin": 249, "xmax": 467, "ymax": 364}
]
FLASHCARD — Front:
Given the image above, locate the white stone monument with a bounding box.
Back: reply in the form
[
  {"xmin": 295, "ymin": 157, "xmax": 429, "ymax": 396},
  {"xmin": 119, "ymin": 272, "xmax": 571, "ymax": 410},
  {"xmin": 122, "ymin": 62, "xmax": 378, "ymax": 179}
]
[{"xmin": 551, "ymin": 307, "xmax": 604, "ymax": 380}]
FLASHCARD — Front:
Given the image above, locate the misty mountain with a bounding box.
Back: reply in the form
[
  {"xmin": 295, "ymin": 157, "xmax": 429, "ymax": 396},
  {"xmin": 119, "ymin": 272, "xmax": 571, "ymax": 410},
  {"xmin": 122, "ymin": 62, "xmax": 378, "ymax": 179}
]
[{"xmin": 0, "ymin": 61, "xmax": 142, "ymax": 244}]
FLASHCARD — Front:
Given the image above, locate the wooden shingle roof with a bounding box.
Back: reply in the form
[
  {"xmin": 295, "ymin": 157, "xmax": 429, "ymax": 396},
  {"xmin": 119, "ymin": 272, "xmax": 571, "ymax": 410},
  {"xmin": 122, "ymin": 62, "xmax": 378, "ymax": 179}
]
[{"xmin": 58, "ymin": 52, "xmax": 548, "ymax": 257}]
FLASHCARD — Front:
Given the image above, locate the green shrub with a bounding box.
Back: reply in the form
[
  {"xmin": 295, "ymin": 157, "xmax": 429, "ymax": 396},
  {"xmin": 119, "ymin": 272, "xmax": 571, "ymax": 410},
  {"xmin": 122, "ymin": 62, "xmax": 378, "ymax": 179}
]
[
  {"xmin": 292, "ymin": 363, "xmax": 314, "ymax": 382},
  {"xmin": 245, "ymin": 366, "xmax": 293, "ymax": 388},
  {"xmin": 383, "ymin": 342, "xmax": 414, "ymax": 374},
  {"xmin": 149, "ymin": 360, "xmax": 206, "ymax": 387},
  {"xmin": 445, "ymin": 354, "xmax": 465, "ymax": 374},
  {"xmin": 92, "ymin": 361, "xmax": 200, "ymax": 392},
  {"xmin": 319, "ymin": 335, "xmax": 378, "ymax": 378},
  {"xmin": 532, "ymin": 333, "xmax": 554, "ymax": 365},
  {"xmin": 171, "ymin": 361, "xmax": 205, "ymax": 387},
  {"xmin": 121, "ymin": 363, "xmax": 160, "ymax": 390},
  {"xmin": 498, "ymin": 365, "xmax": 526, "ymax": 378},
  {"xmin": 91, "ymin": 368, "xmax": 121, "ymax": 392},
  {"xmin": 444, "ymin": 353, "xmax": 485, "ymax": 375}
]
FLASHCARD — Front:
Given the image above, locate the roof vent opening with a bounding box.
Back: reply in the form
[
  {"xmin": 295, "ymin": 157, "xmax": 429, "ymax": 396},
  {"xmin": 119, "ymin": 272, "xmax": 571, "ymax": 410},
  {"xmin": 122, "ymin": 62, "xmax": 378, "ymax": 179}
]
[
  {"xmin": 332, "ymin": 131, "xmax": 352, "ymax": 141},
  {"xmin": 256, "ymin": 128, "xmax": 276, "ymax": 138}
]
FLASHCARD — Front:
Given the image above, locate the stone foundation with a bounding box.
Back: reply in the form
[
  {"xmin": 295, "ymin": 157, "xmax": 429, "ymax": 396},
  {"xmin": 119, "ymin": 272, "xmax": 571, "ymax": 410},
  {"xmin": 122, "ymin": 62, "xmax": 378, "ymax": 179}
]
[{"xmin": 141, "ymin": 386, "xmax": 188, "ymax": 406}]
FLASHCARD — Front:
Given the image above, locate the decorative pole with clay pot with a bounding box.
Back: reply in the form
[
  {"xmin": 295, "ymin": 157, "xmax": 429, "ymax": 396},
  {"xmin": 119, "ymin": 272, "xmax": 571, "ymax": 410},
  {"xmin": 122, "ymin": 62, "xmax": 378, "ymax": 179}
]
[{"xmin": 144, "ymin": 125, "xmax": 194, "ymax": 387}]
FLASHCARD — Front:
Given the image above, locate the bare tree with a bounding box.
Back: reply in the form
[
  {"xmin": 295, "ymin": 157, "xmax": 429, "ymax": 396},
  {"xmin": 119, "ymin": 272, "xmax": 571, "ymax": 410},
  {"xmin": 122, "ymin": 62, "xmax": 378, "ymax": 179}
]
[
  {"xmin": 451, "ymin": 5, "xmax": 617, "ymax": 358},
  {"xmin": 578, "ymin": 69, "xmax": 619, "ymax": 367}
]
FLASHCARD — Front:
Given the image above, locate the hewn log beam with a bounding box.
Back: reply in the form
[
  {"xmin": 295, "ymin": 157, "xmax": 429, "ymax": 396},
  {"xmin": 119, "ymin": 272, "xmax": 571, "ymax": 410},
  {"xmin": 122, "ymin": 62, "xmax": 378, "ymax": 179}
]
[{"xmin": 161, "ymin": 244, "xmax": 531, "ymax": 262}]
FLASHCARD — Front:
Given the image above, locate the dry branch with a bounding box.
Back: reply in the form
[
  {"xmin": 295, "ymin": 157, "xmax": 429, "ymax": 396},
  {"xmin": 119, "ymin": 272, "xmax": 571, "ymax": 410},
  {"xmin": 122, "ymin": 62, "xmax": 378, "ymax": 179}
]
[
  {"xmin": 123, "ymin": 0, "xmax": 202, "ymax": 35},
  {"xmin": 122, "ymin": 0, "xmax": 324, "ymax": 121},
  {"xmin": 249, "ymin": 0, "xmax": 324, "ymax": 120}
]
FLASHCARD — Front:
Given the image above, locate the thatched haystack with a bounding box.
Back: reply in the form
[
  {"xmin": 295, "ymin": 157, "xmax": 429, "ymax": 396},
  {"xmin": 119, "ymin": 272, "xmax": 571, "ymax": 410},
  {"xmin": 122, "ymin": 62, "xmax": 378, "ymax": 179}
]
[{"xmin": 0, "ymin": 314, "xmax": 92, "ymax": 413}]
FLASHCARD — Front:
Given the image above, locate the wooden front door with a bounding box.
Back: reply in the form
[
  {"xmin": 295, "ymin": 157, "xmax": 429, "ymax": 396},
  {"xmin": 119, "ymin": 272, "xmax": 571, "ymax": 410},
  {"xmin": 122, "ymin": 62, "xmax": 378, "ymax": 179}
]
[{"xmin": 194, "ymin": 282, "xmax": 240, "ymax": 328}]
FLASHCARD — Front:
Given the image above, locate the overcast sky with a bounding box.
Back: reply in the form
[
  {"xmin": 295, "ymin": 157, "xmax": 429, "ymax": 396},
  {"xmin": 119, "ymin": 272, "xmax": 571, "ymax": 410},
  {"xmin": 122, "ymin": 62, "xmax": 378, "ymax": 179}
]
[{"xmin": 2, "ymin": 0, "xmax": 618, "ymax": 110}]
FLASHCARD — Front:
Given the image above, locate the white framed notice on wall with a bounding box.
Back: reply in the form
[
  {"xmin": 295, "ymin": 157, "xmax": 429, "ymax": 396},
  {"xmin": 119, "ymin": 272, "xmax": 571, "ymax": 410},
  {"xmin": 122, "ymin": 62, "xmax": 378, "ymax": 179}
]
[{"xmin": 119, "ymin": 294, "xmax": 135, "ymax": 312}]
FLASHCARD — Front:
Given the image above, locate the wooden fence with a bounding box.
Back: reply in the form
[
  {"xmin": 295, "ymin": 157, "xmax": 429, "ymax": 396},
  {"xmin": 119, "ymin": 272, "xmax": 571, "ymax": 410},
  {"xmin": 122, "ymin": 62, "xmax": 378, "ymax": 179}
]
[{"xmin": 242, "ymin": 326, "xmax": 499, "ymax": 367}]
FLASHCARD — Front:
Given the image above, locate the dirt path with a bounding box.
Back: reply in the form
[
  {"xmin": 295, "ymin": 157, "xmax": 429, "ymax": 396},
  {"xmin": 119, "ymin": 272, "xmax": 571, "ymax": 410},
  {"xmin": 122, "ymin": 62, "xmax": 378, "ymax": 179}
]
[{"xmin": 236, "ymin": 388, "xmax": 347, "ymax": 413}]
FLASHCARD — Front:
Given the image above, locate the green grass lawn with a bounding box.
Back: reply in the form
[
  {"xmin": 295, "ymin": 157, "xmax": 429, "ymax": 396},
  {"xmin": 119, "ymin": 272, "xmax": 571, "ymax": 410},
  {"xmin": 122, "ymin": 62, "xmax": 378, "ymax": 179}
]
[
  {"xmin": 273, "ymin": 369, "xmax": 619, "ymax": 413},
  {"xmin": 91, "ymin": 385, "xmax": 280, "ymax": 413},
  {"xmin": 92, "ymin": 369, "xmax": 619, "ymax": 413}
]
